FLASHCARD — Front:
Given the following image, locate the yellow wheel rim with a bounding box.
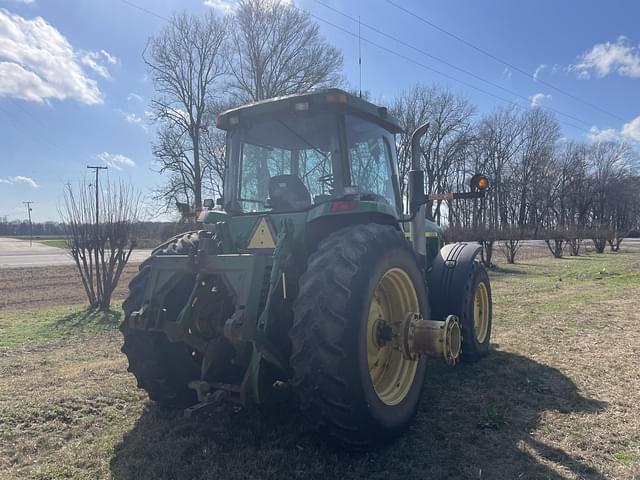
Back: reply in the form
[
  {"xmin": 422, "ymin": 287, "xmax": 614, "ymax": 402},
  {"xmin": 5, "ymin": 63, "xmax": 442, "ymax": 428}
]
[
  {"xmin": 366, "ymin": 268, "xmax": 419, "ymax": 406},
  {"xmin": 473, "ymin": 282, "xmax": 490, "ymax": 343}
]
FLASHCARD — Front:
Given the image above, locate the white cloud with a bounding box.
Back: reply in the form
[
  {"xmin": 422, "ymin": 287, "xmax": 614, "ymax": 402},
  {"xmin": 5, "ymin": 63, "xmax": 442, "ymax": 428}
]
[
  {"xmin": 100, "ymin": 49, "xmax": 118, "ymax": 65},
  {"xmin": 529, "ymin": 92, "xmax": 552, "ymax": 106},
  {"xmin": 622, "ymin": 115, "xmax": 640, "ymax": 141},
  {"xmin": 80, "ymin": 49, "xmax": 119, "ymax": 79},
  {"xmin": 204, "ymin": 0, "xmax": 236, "ymax": 13},
  {"xmin": 12, "ymin": 175, "xmax": 38, "ymax": 187},
  {"xmin": 533, "ymin": 64, "xmax": 546, "ymax": 81},
  {"xmin": 0, "ymin": 175, "xmax": 39, "ymax": 187},
  {"xmin": 587, "ymin": 126, "xmax": 621, "ymax": 143},
  {"xmin": 587, "ymin": 115, "xmax": 640, "ymax": 144},
  {"xmin": 127, "ymin": 92, "xmax": 143, "ymax": 102},
  {"xmin": 0, "ymin": 9, "xmax": 102, "ymax": 104},
  {"xmin": 502, "ymin": 68, "xmax": 512, "ymax": 80},
  {"xmin": 97, "ymin": 152, "xmax": 136, "ymax": 170},
  {"xmin": 120, "ymin": 110, "xmax": 148, "ymax": 132},
  {"xmin": 571, "ymin": 37, "xmax": 640, "ymax": 79},
  {"xmin": 5, "ymin": 0, "xmax": 35, "ymax": 4}
]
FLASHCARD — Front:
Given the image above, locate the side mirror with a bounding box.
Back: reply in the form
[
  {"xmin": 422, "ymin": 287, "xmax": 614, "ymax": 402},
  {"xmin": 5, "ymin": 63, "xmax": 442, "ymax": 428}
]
[
  {"xmin": 408, "ymin": 169, "xmax": 427, "ymax": 215},
  {"xmin": 203, "ymin": 198, "xmax": 215, "ymax": 209}
]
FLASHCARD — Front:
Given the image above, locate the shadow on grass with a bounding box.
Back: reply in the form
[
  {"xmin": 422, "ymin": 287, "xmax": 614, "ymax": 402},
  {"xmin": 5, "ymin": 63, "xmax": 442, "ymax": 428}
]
[
  {"xmin": 490, "ymin": 265, "xmax": 529, "ymax": 275},
  {"xmin": 54, "ymin": 308, "xmax": 122, "ymax": 336},
  {"xmin": 110, "ymin": 350, "xmax": 606, "ymax": 480}
]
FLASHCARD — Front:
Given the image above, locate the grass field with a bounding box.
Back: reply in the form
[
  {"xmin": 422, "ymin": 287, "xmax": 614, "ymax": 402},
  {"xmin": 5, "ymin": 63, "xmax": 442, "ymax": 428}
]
[
  {"xmin": 5, "ymin": 235, "xmax": 69, "ymax": 248},
  {"xmin": 36, "ymin": 238, "xmax": 69, "ymax": 248},
  {"xmin": 1, "ymin": 248, "xmax": 639, "ymax": 479}
]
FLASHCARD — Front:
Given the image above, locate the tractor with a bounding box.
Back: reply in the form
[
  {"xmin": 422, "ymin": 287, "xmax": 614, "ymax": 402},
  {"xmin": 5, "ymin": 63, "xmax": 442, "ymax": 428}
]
[{"xmin": 121, "ymin": 89, "xmax": 492, "ymax": 449}]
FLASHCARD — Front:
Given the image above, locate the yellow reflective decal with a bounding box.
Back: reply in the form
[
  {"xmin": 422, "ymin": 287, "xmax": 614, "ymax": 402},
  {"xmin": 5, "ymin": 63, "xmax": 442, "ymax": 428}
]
[{"xmin": 247, "ymin": 217, "xmax": 276, "ymax": 250}]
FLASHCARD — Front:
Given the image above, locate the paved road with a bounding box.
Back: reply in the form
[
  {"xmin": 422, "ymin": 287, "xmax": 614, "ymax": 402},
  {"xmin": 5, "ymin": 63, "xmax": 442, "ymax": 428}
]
[{"xmin": 0, "ymin": 238, "xmax": 152, "ymax": 269}]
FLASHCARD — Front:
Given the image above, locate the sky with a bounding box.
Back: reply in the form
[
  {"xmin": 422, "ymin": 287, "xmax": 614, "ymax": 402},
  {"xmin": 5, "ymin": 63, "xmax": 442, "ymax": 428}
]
[{"xmin": 1, "ymin": 0, "xmax": 639, "ymax": 222}]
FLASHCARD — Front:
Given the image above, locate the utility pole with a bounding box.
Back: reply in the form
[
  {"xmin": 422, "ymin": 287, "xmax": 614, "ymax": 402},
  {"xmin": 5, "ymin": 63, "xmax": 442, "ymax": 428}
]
[
  {"xmin": 23, "ymin": 201, "xmax": 34, "ymax": 247},
  {"xmin": 87, "ymin": 165, "xmax": 108, "ymax": 226}
]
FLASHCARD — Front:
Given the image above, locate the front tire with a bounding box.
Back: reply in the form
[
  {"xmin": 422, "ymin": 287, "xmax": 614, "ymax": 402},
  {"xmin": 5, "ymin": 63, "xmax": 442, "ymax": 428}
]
[{"xmin": 290, "ymin": 224, "xmax": 429, "ymax": 449}]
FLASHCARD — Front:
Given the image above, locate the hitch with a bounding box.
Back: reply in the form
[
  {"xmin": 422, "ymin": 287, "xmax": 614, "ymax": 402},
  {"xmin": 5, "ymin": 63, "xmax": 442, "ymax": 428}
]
[{"xmin": 184, "ymin": 381, "xmax": 243, "ymax": 418}]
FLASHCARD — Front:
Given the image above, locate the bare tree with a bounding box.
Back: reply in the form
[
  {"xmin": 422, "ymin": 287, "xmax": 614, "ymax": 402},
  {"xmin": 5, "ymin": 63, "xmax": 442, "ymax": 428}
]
[
  {"xmin": 61, "ymin": 179, "xmax": 140, "ymax": 311},
  {"xmin": 391, "ymin": 84, "xmax": 475, "ymax": 219},
  {"xmin": 146, "ymin": 11, "xmax": 227, "ymax": 212},
  {"xmin": 229, "ymin": 0, "xmax": 343, "ymax": 102}
]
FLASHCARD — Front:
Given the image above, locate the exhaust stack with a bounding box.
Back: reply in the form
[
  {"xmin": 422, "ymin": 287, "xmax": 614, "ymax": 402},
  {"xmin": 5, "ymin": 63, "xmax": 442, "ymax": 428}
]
[{"xmin": 409, "ymin": 123, "xmax": 430, "ymax": 257}]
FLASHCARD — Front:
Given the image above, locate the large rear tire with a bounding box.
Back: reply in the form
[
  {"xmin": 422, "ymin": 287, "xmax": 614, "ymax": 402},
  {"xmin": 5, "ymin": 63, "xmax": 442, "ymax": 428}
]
[
  {"xmin": 120, "ymin": 232, "xmax": 204, "ymax": 408},
  {"xmin": 290, "ymin": 224, "xmax": 429, "ymax": 449}
]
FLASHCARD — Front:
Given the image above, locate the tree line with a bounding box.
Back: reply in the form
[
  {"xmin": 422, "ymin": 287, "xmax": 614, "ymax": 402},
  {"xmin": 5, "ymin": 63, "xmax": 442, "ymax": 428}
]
[
  {"xmin": 389, "ymin": 85, "xmax": 639, "ymax": 263},
  {"xmin": 145, "ymin": 0, "xmax": 640, "ymax": 264}
]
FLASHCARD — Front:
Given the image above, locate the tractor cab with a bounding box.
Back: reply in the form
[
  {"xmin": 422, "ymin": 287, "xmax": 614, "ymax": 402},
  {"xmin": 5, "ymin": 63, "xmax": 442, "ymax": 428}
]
[{"xmin": 216, "ymin": 89, "xmax": 404, "ymax": 217}]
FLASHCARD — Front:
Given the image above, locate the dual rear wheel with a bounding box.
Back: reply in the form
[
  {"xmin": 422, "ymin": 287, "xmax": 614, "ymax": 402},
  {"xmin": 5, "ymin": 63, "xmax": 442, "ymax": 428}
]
[
  {"xmin": 289, "ymin": 224, "xmax": 492, "ymax": 448},
  {"xmin": 120, "ymin": 226, "xmax": 492, "ymax": 449}
]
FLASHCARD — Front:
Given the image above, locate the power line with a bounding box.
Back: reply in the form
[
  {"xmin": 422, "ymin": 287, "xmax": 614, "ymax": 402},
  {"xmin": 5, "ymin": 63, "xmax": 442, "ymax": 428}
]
[
  {"xmin": 302, "ymin": 9, "xmax": 590, "ymax": 134},
  {"xmin": 117, "ymin": 0, "xmax": 170, "ymax": 22},
  {"xmin": 312, "ymin": 0, "xmax": 592, "ymax": 128},
  {"xmin": 384, "ymin": 0, "xmax": 627, "ymax": 123},
  {"xmin": 116, "ymin": 0, "xmax": 590, "ymax": 134}
]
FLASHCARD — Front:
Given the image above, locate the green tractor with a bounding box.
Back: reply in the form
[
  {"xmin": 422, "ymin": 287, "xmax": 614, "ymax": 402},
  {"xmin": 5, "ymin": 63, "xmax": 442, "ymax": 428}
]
[{"xmin": 121, "ymin": 89, "xmax": 492, "ymax": 449}]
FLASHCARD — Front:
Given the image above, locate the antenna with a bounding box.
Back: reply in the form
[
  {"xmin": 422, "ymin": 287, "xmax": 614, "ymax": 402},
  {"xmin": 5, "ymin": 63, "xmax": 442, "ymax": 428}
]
[{"xmin": 358, "ymin": 15, "xmax": 362, "ymax": 98}]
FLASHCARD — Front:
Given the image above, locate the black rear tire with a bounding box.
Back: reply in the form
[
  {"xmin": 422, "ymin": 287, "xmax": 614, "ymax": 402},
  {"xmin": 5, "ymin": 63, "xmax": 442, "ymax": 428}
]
[
  {"xmin": 120, "ymin": 232, "xmax": 204, "ymax": 408},
  {"xmin": 459, "ymin": 262, "xmax": 492, "ymax": 362},
  {"xmin": 290, "ymin": 224, "xmax": 429, "ymax": 449}
]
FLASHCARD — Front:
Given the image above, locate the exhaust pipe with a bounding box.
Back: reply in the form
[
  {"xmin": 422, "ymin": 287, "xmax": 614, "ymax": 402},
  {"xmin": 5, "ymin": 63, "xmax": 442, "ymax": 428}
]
[{"xmin": 409, "ymin": 123, "xmax": 430, "ymax": 257}]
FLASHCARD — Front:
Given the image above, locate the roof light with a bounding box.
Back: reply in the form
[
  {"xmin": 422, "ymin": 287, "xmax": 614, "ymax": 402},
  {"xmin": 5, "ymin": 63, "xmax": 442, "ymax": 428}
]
[
  {"xmin": 326, "ymin": 93, "xmax": 347, "ymax": 103},
  {"xmin": 294, "ymin": 101, "xmax": 309, "ymax": 111}
]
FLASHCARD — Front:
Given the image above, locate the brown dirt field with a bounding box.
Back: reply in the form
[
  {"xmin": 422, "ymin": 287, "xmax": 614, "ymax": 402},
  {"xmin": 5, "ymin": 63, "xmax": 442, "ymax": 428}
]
[{"xmin": 0, "ymin": 264, "xmax": 139, "ymax": 310}]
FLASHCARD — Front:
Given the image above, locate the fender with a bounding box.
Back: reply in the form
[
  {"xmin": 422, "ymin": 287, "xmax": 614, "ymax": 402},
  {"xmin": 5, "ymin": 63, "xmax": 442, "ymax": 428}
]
[{"xmin": 427, "ymin": 242, "xmax": 482, "ymax": 320}]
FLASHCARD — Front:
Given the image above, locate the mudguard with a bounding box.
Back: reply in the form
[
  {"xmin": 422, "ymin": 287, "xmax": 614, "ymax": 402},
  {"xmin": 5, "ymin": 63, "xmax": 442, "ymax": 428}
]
[{"xmin": 427, "ymin": 242, "xmax": 482, "ymax": 320}]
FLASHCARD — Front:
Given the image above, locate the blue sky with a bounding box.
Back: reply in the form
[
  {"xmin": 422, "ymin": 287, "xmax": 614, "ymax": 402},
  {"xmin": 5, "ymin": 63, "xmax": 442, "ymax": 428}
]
[{"xmin": 1, "ymin": 0, "xmax": 639, "ymax": 221}]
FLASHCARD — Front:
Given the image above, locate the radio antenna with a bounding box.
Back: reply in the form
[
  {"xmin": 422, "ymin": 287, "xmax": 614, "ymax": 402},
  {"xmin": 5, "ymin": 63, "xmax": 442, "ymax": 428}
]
[{"xmin": 358, "ymin": 15, "xmax": 362, "ymax": 98}]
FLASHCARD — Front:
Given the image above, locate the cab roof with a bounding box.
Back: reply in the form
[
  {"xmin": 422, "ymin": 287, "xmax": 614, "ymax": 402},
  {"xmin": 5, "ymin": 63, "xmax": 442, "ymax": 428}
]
[{"xmin": 216, "ymin": 88, "xmax": 403, "ymax": 134}]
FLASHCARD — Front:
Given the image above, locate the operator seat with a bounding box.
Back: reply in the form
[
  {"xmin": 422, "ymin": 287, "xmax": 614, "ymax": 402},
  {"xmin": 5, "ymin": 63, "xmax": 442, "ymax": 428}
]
[{"xmin": 267, "ymin": 175, "xmax": 312, "ymax": 211}]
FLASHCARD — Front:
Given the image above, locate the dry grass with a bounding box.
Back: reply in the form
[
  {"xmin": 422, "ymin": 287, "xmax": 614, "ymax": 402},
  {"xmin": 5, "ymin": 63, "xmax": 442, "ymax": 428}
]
[{"xmin": 1, "ymin": 245, "xmax": 639, "ymax": 479}]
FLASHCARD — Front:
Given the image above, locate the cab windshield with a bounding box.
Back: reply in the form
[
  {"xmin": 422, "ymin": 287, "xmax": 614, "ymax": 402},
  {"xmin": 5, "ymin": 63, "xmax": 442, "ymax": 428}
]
[{"xmin": 234, "ymin": 112, "xmax": 341, "ymax": 213}]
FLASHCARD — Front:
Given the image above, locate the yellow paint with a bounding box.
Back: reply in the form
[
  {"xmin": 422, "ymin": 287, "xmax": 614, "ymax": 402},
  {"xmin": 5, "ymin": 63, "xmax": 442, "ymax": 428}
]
[
  {"xmin": 473, "ymin": 281, "xmax": 490, "ymax": 343},
  {"xmin": 247, "ymin": 217, "xmax": 276, "ymax": 249},
  {"xmin": 366, "ymin": 267, "xmax": 419, "ymax": 406}
]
